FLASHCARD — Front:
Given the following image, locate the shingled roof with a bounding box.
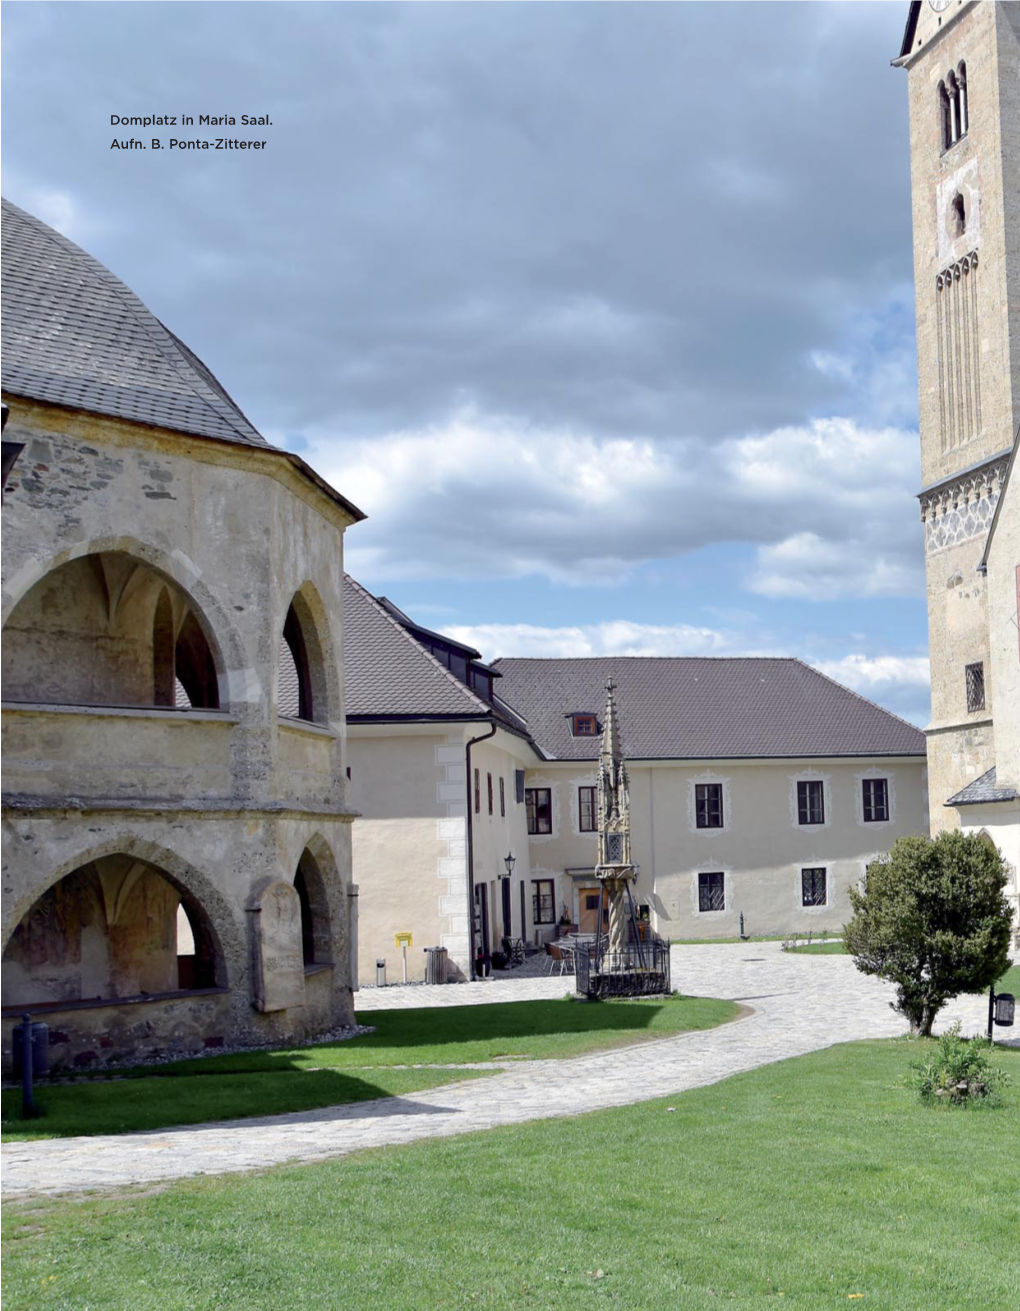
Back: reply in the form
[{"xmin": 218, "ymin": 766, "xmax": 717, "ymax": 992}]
[
  {"xmin": 946, "ymin": 767, "xmax": 1020, "ymax": 807},
  {"xmin": 492, "ymin": 657, "xmax": 926, "ymax": 761},
  {"xmin": 1, "ymin": 197, "xmax": 269, "ymax": 448},
  {"xmin": 344, "ymin": 575, "xmax": 497, "ymax": 720}
]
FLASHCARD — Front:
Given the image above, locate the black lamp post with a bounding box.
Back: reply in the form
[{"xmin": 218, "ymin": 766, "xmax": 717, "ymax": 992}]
[{"xmin": 503, "ymin": 851, "xmax": 516, "ymax": 879}]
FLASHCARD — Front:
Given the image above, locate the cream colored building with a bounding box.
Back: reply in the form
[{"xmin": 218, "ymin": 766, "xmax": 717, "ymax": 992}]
[
  {"xmin": 344, "ymin": 596, "xmax": 930, "ymax": 959},
  {"xmin": 497, "ymin": 658, "xmax": 929, "ymax": 942},
  {"xmin": 895, "ymin": 1, "xmax": 1019, "ymax": 931},
  {"xmin": 1, "ymin": 200, "xmax": 364, "ymax": 1070},
  {"xmin": 344, "ymin": 578, "xmax": 538, "ymax": 983}
]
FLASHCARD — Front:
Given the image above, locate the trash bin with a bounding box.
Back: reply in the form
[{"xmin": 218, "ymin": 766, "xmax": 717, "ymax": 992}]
[
  {"xmin": 375, "ymin": 958, "xmax": 387, "ymax": 987},
  {"xmin": 423, "ymin": 946, "xmax": 448, "ymax": 985},
  {"xmin": 12, "ymin": 1019, "xmax": 49, "ymax": 1077}
]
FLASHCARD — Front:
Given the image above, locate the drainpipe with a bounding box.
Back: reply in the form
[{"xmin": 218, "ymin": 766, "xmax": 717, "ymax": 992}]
[{"xmin": 465, "ymin": 720, "xmax": 497, "ymax": 980}]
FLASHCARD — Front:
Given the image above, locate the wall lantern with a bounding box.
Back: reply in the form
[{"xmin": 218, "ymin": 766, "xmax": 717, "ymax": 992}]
[{"xmin": 501, "ymin": 851, "xmax": 516, "ymax": 879}]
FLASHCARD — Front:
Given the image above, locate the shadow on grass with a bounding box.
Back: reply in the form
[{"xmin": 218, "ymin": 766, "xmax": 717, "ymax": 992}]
[{"xmin": 1, "ymin": 1066, "xmax": 482, "ymax": 1141}]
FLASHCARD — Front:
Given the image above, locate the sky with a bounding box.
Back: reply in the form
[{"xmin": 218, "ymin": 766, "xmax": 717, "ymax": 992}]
[{"xmin": 1, "ymin": 0, "xmax": 932, "ymax": 724}]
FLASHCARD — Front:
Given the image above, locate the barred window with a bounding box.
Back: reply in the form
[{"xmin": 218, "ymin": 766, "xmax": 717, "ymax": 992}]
[
  {"xmin": 965, "ymin": 662, "xmax": 985, "ymax": 712},
  {"xmin": 695, "ymin": 782, "xmax": 723, "ymax": 829},
  {"xmin": 801, "ymin": 867, "xmax": 827, "ymax": 907},
  {"xmin": 862, "ymin": 778, "xmax": 889, "ymax": 823},
  {"xmin": 797, "ymin": 780, "xmax": 825, "ymax": 826},
  {"xmin": 525, "ymin": 787, "xmax": 552, "ymax": 835},
  {"xmin": 579, "ymin": 785, "xmax": 597, "ymax": 832},
  {"xmin": 698, "ymin": 871, "xmax": 725, "ymax": 913},
  {"xmin": 605, "ymin": 832, "xmax": 624, "ymax": 863}
]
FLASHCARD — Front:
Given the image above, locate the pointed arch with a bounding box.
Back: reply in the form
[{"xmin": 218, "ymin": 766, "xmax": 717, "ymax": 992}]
[
  {"xmin": 2, "ymin": 542, "xmax": 233, "ymax": 710},
  {"xmin": 276, "ymin": 582, "xmax": 336, "ymax": 725},
  {"xmin": 294, "ymin": 846, "xmax": 333, "ymax": 966}
]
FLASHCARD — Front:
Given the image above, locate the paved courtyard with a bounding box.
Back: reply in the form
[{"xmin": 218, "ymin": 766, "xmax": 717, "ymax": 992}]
[{"xmin": 1, "ymin": 943, "xmax": 1003, "ymax": 1200}]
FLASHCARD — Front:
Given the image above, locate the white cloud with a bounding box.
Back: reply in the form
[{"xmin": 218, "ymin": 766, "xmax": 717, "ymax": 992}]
[
  {"xmin": 815, "ymin": 653, "xmax": 931, "ymax": 696},
  {"xmin": 445, "ymin": 620, "xmax": 736, "ymax": 661},
  {"xmin": 306, "ymin": 411, "xmax": 923, "ymax": 599}
]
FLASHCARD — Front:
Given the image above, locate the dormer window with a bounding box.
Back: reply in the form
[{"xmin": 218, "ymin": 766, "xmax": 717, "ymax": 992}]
[{"xmin": 571, "ymin": 714, "xmax": 598, "ymax": 737}]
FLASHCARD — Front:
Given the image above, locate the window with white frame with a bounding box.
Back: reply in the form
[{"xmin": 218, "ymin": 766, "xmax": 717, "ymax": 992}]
[{"xmin": 525, "ymin": 788, "xmax": 552, "ymax": 835}]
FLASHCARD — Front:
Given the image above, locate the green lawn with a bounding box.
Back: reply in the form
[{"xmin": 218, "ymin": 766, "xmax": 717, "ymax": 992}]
[
  {"xmin": 4, "ymin": 1038, "xmax": 1018, "ymax": 1311},
  {"xmin": 994, "ymin": 963, "xmax": 1020, "ymax": 996},
  {"xmin": 2, "ymin": 996, "xmax": 736, "ymax": 1141},
  {"xmin": 786, "ymin": 941, "xmax": 848, "ymax": 955}
]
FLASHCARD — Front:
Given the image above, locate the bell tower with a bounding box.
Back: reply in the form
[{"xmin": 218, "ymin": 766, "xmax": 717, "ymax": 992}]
[{"xmin": 895, "ymin": 1, "xmax": 1020, "ymax": 829}]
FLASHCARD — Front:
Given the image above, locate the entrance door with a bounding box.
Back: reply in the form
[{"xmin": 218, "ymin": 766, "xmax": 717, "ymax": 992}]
[
  {"xmin": 578, "ymin": 885, "xmax": 603, "ymax": 935},
  {"xmin": 501, "ymin": 878, "xmax": 513, "ymax": 942}
]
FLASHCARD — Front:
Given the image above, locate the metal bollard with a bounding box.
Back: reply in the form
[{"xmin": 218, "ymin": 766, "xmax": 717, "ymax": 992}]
[
  {"xmin": 376, "ymin": 958, "xmax": 387, "ymax": 987},
  {"xmin": 13, "ymin": 1012, "xmax": 48, "ymax": 1119}
]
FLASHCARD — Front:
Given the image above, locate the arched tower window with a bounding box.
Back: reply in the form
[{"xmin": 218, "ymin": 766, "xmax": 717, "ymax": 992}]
[
  {"xmin": 939, "ymin": 80, "xmax": 952, "ymax": 151},
  {"xmin": 957, "ymin": 62, "xmax": 968, "ymax": 138}
]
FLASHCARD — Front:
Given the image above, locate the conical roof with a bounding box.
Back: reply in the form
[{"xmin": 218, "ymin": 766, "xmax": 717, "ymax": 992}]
[{"xmin": 1, "ymin": 198, "xmax": 269, "ymax": 448}]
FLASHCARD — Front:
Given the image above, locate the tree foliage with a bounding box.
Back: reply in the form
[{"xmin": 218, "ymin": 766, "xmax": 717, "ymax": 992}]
[{"xmin": 844, "ymin": 831, "xmax": 1014, "ymax": 1036}]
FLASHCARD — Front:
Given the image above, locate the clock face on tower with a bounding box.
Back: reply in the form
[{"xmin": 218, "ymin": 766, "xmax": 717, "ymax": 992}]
[{"xmin": 928, "ymin": 0, "xmax": 952, "ymax": 12}]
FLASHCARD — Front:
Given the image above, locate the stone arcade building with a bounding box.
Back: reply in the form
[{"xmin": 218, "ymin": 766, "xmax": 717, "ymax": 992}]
[{"xmin": 0, "ymin": 199, "xmax": 365, "ymax": 1071}]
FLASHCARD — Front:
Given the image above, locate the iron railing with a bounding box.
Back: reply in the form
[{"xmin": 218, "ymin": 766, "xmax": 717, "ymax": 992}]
[{"xmin": 575, "ymin": 935, "xmax": 671, "ymax": 998}]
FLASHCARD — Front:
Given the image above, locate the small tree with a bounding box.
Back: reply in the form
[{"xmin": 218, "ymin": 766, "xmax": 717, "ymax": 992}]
[{"xmin": 845, "ymin": 831, "xmax": 1014, "ymax": 1036}]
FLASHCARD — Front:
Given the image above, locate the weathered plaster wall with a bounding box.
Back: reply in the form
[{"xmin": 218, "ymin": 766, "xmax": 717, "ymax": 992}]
[{"xmin": 1, "ymin": 399, "xmax": 358, "ymax": 1071}]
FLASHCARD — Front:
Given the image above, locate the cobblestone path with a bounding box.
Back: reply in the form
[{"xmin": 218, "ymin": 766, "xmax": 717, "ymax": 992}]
[{"xmin": 1, "ymin": 944, "xmax": 1000, "ymax": 1200}]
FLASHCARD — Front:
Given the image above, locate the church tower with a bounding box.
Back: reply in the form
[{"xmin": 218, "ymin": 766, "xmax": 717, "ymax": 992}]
[{"xmin": 895, "ymin": 1, "xmax": 1020, "ymax": 830}]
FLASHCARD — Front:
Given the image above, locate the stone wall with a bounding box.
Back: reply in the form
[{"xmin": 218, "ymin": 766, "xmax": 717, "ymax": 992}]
[{"xmin": 1, "ymin": 398, "xmax": 359, "ymax": 1072}]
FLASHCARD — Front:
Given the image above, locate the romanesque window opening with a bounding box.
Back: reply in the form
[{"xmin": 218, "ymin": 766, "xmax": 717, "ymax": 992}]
[
  {"xmin": 698, "ymin": 871, "xmax": 725, "ymax": 913},
  {"xmin": 939, "ymin": 64, "xmax": 968, "ymax": 152},
  {"xmin": 695, "ymin": 782, "xmax": 723, "ymax": 829},
  {"xmin": 532, "ymin": 878, "xmax": 555, "ymax": 925},
  {"xmin": 797, "ymin": 780, "xmax": 825, "ymax": 825},
  {"xmin": 951, "ymin": 192, "xmax": 966, "ymax": 237},
  {"xmin": 801, "ymin": 867, "xmax": 827, "ymax": 907},
  {"xmin": 965, "ymin": 661, "xmax": 985, "ymax": 712},
  {"xmin": 579, "ymin": 785, "xmax": 597, "ymax": 832},
  {"xmin": 525, "ymin": 787, "xmax": 552, "ymax": 835},
  {"xmin": 862, "ymin": 778, "xmax": 889, "ymax": 823}
]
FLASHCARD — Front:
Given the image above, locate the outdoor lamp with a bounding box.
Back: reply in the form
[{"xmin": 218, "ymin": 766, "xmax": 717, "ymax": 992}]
[{"xmin": 503, "ymin": 851, "xmax": 516, "ymax": 878}]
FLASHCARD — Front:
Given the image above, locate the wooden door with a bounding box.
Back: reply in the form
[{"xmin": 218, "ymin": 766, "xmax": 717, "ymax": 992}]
[{"xmin": 579, "ymin": 886, "xmax": 602, "ymax": 934}]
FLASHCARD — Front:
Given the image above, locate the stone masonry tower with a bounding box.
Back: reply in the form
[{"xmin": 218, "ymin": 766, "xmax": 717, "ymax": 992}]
[{"xmin": 895, "ymin": 1, "xmax": 1020, "ymax": 831}]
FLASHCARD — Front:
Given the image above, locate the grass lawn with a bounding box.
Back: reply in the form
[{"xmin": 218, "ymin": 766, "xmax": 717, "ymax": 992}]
[
  {"xmin": 2, "ymin": 995, "xmax": 736, "ymax": 1141},
  {"xmin": 4, "ymin": 1038, "xmax": 1018, "ymax": 1311},
  {"xmin": 786, "ymin": 941, "xmax": 848, "ymax": 955}
]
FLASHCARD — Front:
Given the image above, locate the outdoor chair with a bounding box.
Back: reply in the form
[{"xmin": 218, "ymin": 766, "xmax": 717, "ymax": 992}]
[{"xmin": 501, "ymin": 936, "xmax": 526, "ymax": 968}]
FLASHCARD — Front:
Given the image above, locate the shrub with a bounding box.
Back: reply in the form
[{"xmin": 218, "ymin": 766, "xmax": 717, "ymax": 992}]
[
  {"xmin": 907, "ymin": 1022, "xmax": 1011, "ymax": 1106},
  {"xmin": 844, "ymin": 831, "xmax": 1013, "ymax": 1035}
]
